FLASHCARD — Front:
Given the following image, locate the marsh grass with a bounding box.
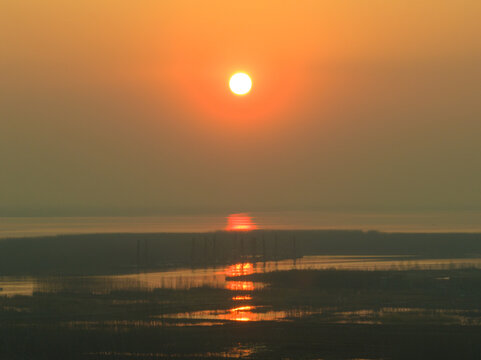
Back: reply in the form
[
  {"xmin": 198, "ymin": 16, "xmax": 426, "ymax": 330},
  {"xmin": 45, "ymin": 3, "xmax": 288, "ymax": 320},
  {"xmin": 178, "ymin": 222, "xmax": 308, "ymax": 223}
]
[{"xmin": 2, "ymin": 268, "xmax": 481, "ymax": 358}]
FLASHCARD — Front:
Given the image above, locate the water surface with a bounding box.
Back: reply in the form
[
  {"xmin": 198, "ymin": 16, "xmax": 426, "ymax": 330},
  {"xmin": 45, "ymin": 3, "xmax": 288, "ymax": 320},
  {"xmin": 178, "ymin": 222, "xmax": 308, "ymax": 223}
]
[
  {"xmin": 3, "ymin": 255, "xmax": 481, "ymax": 297},
  {"xmin": 3, "ymin": 211, "xmax": 481, "ymax": 238}
]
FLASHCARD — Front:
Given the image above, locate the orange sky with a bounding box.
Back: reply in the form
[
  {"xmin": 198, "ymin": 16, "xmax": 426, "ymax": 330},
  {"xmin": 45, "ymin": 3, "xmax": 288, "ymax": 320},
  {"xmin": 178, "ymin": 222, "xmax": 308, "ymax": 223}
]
[{"xmin": 0, "ymin": 1, "xmax": 480, "ymax": 216}]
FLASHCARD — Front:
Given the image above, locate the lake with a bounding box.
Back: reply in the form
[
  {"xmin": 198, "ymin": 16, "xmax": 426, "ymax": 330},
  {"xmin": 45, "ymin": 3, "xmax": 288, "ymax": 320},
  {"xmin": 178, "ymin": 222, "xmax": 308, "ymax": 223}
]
[{"xmin": 2, "ymin": 211, "xmax": 481, "ymax": 239}]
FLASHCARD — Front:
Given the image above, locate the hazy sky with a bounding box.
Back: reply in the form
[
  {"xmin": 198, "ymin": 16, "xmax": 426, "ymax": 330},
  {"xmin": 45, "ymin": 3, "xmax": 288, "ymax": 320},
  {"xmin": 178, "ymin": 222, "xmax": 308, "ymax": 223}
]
[{"xmin": 1, "ymin": 1, "xmax": 480, "ymax": 216}]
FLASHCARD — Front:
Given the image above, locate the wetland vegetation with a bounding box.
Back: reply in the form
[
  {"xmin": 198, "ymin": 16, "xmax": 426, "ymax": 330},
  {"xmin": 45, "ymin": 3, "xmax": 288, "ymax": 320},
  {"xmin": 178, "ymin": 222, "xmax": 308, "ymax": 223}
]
[{"xmin": 2, "ymin": 231, "xmax": 481, "ymax": 359}]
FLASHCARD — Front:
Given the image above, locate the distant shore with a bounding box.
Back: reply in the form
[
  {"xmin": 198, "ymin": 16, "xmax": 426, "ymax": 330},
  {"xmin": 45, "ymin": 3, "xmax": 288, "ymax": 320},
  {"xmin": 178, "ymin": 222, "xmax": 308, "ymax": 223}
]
[
  {"xmin": 0, "ymin": 230, "xmax": 480, "ymax": 276},
  {"xmin": 2, "ymin": 211, "xmax": 481, "ymax": 239}
]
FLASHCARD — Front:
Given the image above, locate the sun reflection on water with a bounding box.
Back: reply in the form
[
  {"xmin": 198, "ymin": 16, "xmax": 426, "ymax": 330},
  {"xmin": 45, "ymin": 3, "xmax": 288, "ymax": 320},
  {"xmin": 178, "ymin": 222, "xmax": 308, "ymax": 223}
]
[
  {"xmin": 223, "ymin": 262, "xmax": 258, "ymax": 321},
  {"xmin": 225, "ymin": 280, "xmax": 255, "ymax": 291},
  {"xmin": 224, "ymin": 262, "xmax": 254, "ymax": 277},
  {"xmin": 228, "ymin": 305, "xmax": 255, "ymax": 321},
  {"xmin": 225, "ymin": 262, "xmax": 257, "ymax": 294},
  {"xmin": 225, "ymin": 213, "xmax": 257, "ymax": 231}
]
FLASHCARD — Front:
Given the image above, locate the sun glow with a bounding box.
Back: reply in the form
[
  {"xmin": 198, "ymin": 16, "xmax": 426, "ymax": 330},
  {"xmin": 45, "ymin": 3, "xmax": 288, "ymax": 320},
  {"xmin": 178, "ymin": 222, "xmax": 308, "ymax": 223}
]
[{"xmin": 229, "ymin": 73, "xmax": 252, "ymax": 95}]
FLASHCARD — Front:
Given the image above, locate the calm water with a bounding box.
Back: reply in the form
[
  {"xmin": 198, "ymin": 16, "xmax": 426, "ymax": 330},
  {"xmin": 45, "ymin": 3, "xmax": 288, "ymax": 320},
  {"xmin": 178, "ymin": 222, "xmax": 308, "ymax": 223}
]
[
  {"xmin": 2, "ymin": 255, "xmax": 481, "ymax": 297},
  {"xmin": 85, "ymin": 344, "xmax": 266, "ymax": 359},
  {"xmin": 2, "ymin": 211, "xmax": 481, "ymax": 238},
  {"xmin": 3, "ymin": 255, "xmax": 481, "ymax": 327}
]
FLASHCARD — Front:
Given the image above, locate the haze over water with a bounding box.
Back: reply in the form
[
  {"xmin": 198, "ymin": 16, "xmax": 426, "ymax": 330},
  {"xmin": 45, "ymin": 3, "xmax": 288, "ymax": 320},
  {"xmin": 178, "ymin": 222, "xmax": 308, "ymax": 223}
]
[
  {"xmin": 2, "ymin": 211, "xmax": 481, "ymax": 238},
  {"xmin": 1, "ymin": 1, "xmax": 481, "ymax": 359}
]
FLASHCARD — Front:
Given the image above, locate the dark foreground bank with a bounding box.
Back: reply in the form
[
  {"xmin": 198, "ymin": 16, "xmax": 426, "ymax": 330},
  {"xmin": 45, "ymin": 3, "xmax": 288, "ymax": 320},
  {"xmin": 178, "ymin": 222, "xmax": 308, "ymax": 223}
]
[{"xmin": 2, "ymin": 268, "xmax": 481, "ymax": 359}]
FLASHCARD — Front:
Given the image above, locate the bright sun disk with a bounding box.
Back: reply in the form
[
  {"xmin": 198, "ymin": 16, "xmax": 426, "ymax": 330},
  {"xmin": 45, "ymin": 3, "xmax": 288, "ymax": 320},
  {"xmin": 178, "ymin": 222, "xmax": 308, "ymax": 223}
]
[{"xmin": 229, "ymin": 73, "xmax": 252, "ymax": 95}]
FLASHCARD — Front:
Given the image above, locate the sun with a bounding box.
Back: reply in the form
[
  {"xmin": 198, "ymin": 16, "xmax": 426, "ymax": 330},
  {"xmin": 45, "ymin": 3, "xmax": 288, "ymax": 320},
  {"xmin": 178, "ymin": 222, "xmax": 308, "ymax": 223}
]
[{"xmin": 229, "ymin": 73, "xmax": 252, "ymax": 95}]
